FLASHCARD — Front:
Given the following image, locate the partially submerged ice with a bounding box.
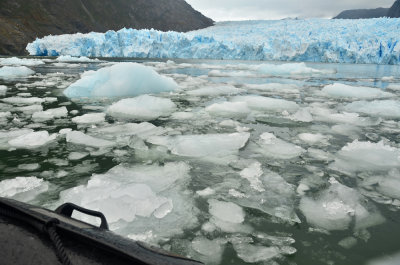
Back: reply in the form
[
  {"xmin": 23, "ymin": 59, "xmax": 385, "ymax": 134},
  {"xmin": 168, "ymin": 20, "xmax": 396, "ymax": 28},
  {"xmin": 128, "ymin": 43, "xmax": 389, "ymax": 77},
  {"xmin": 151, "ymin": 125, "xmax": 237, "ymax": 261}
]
[
  {"xmin": 57, "ymin": 162, "xmax": 198, "ymax": 241},
  {"xmin": 0, "ymin": 177, "xmax": 49, "ymax": 202},
  {"xmin": 300, "ymin": 178, "xmax": 384, "ymax": 231},
  {"xmin": 64, "ymin": 62, "xmax": 178, "ymax": 98},
  {"xmin": 27, "ymin": 18, "xmax": 400, "ymax": 64}
]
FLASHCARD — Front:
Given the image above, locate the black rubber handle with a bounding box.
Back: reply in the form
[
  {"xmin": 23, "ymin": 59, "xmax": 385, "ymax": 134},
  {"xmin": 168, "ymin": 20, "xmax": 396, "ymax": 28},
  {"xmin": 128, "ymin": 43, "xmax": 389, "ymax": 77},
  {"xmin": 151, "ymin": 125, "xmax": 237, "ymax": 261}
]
[{"xmin": 55, "ymin": 203, "xmax": 109, "ymax": 230}]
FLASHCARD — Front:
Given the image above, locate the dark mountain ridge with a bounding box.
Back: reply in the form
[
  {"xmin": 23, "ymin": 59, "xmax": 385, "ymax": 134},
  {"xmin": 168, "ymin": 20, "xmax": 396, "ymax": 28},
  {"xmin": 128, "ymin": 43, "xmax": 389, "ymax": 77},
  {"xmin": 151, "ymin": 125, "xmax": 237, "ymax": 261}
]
[
  {"xmin": 0, "ymin": 0, "xmax": 214, "ymax": 55},
  {"xmin": 388, "ymin": 0, "xmax": 400, "ymax": 17},
  {"xmin": 333, "ymin": 8, "xmax": 389, "ymax": 19}
]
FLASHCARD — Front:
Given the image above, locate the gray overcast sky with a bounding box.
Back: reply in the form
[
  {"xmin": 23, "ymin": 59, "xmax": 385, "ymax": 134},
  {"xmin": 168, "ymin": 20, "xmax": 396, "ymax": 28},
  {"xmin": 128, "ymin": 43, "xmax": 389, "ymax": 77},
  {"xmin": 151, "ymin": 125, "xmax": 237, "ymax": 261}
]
[{"xmin": 186, "ymin": 0, "xmax": 395, "ymax": 21}]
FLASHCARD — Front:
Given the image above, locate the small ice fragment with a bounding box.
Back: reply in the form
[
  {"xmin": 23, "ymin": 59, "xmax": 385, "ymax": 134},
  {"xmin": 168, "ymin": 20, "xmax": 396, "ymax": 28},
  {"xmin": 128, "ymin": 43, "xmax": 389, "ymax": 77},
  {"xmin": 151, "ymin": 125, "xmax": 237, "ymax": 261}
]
[
  {"xmin": 343, "ymin": 100, "xmax": 400, "ymax": 119},
  {"xmin": 32, "ymin": 107, "xmax": 68, "ymax": 122},
  {"xmin": 72, "ymin": 113, "xmax": 106, "ymax": 124},
  {"xmin": 298, "ymin": 133, "xmax": 329, "ymax": 145},
  {"xmin": 0, "ymin": 85, "xmax": 8, "ymax": 95},
  {"xmin": 257, "ymin": 132, "xmax": 305, "ymax": 159},
  {"xmin": 233, "ymin": 243, "xmax": 280, "ymax": 263},
  {"xmin": 231, "ymin": 95, "xmax": 299, "ymax": 113},
  {"xmin": 196, "ymin": 187, "xmax": 215, "ymax": 197},
  {"xmin": 18, "ymin": 163, "xmax": 40, "ymax": 171},
  {"xmin": 2, "ymin": 97, "xmax": 45, "ymax": 105},
  {"xmin": 206, "ymin": 102, "xmax": 251, "ymax": 118},
  {"xmin": 240, "ymin": 162, "xmax": 265, "ymax": 192},
  {"xmin": 68, "ymin": 152, "xmax": 89, "ymax": 161},
  {"xmin": 338, "ymin": 237, "xmax": 358, "ymax": 249},
  {"xmin": 187, "ymin": 85, "xmax": 244, "ymax": 96}
]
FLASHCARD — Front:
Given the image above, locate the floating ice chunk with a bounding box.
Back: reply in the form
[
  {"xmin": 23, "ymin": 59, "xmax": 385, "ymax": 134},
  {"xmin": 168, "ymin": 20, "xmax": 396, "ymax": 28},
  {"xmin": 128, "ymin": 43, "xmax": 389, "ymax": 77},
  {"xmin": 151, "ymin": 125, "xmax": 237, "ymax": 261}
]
[
  {"xmin": 170, "ymin": 112, "xmax": 195, "ymax": 120},
  {"xmin": 18, "ymin": 163, "xmax": 40, "ymax": 171},
  {"xmin": 107, "ymin": 95, "xmax": 176, "ymax": 121},
  {"xmin": 72, "ymin": 113, "xmax": 105, "ymax": 124},
  {"xmin": 231, "ymin": 95, "xmax": 299, "ymax": 113},
  {"xmin": 196, "ymin": 187, "xmax": 216, "ymax": 197},
  {"xmin": 206, "ymin": 101, "xmax": 251, "ymax": 118},
  {"xmin": 343, "ymin": 100, "xmax": 400, "ymax": 119},
  {"xmin": 367, "ymin": 252, "xmax": 400, "ymax": 265},
  {"xmin": 0, "ymin": 57, "xmax": 45, "ymax": 66},
  {"xmin": 256, "ymin": 62, "xmax": 329, "ymax": 75},
  {"xmin": 147, "ymin": 132, "xmax": 250, "ymax": 158},
  {"xmin": 311, "ymin": 107, "xmax": 379, "ymax": 126},
  {"xmin": 0, "ymin": 129, "xmax": 34, "ymax": 149},
  {"xmin": 322, "ymin": 83, "xmax": 393, "ymax": 99},
  {"xmin": 240, "ymin": 162, "xmax": 265, "ymax": 192},
  {"xmin": 64, "ymin": 63, "xmax": 178, "ymax": 98},
  {"xmin": 0, "ymin": 66, "xmax": 35, "ymax": 78},
  {"xmin": 338, "ymin": 237, "xmax": 358, "ymax": 249},
  {"xmin": 15, "ymin": 105, "xmax": 43, "ymax": 114},
  {"xmin": 330, "ymin": 140, "xmax": 400, "ymax": 174},
  {"xmin": 256, "ymin": 132, "xmax": 305, "ymax": 159},
  {"xmin": 8, "ymin": 131, "xmax": 57, "ymax": 149},
  {"xmin": 298, "ymin": 133, "xmax": 330, "ymax": 145},
  {"xmin": 66, "ymin": 131, "xmax": 114, "ymax": 148},
  {"xmin": 68, "ymin": 152, "xmax": 89, "ymax": 161},
  {"xmin": 187, "ymin": 85, "xmax": 244, "ymax": 96},
  {"xmin": 56, "ymin": 55, "xmax": 99, "ymax": 62},
  {"xmin": 0, "ymin": 85, "xmax": 7, "ymax": 95},
  {"xmin": 58, "ymin": 162, "xmax": 195, "ymax": 239},
  {"xmin": 0, "ymin": 177, "xmax": 49, "ymax": 202},
  {"xmin": 289, "ymin": 108, "xmax": 313, "ymax": 122},
  {"xmin": 191, "ymin": 237, "xmax": 226, "ymax": 265},
  {"xmin": 208, "ymin": 199, "xmax": 250, "ymax": 233},
  {"xmin": 387, "ymin": 84, "xmax": 400, "ymax": 91},
  {"xmin": 0, "ymin": 111, "xmax": 11, "ymax": 119},
  {"xmin": 2, "ymin": 97, "xmax": 45, "ymax": 105},
  {"xmin": 233, "ymin": 242, "xmax": 280, "ymax": 263},
  {"xmin": 32, "ymin": 107, "xmax": 68, "ymax": 122},
  {"xmin": 209, "ymin": 199, "xmax": 245, "ymax": 224},
  {"xmin": 245, "ymin": 83, "xmax": 300, "ymax": 94},
  {"xmin": 233, "ymin": 167, "xmax": 300, "ymax": 223},
  {"xmin": 93, "ymin": 122, "xmax": 165, "ymax": 141},
  {"xmin": 300, "ymin": 179, "xmax": 384, "ymax": 231}
]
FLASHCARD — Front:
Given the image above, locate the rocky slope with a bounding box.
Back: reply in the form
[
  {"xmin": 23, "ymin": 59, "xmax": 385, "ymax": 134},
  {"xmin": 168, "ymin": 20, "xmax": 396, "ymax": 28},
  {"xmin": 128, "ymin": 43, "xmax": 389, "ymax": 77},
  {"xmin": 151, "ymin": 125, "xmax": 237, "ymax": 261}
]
[
  {"xmin": 388, "ymin": 0, "xmax": 400, "ymax": 17},
  {"xmin": 0, "ymin": 0, "xmax": 213, "ymax": 55},
  {"xmin": 333, "ymin": 8, "xmax": 389, "ymax": 19}
]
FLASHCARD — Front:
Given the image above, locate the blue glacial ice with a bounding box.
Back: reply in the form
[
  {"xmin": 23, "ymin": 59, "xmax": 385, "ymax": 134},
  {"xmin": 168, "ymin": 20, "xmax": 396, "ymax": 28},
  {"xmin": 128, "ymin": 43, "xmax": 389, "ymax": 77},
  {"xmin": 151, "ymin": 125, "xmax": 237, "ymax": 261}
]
[
  {"xmin": 27, "ymin": 18, "xmax": 400, "ymax": 64},
  {"xmin": 64, "ymin": 62, "xmax": 178, "ymax": 98}
]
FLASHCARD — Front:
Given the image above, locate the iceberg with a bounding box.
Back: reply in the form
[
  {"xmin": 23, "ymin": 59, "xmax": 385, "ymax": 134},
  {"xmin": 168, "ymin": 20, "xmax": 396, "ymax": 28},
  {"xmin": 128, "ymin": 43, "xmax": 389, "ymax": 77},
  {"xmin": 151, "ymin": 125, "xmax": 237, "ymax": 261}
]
[
  {"xmin": 27, "ymin": 18, "xmax": 400, "ymax": 64},
  {"xmin": 0, "ymin": 66, "xmax": 35, "ymax": 78},
  {"xmin": 64, "ymin": 63, "xmax": 178, "ymax": 98}
]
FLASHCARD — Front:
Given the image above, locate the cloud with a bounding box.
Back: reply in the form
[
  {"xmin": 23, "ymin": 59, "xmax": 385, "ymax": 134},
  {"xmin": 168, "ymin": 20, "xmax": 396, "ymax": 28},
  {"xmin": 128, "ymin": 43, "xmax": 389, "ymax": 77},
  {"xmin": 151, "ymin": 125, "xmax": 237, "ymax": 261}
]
[{"xmin": 186, "ymin": 0, "xmax": 395, "ymax": 21}]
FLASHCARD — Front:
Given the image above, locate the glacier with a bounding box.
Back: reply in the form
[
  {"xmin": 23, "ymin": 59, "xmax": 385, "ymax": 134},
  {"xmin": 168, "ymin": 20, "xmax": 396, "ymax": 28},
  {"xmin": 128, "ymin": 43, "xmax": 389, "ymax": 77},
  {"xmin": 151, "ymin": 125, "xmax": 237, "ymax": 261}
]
[{"xmin": 27, "ymin": 18, "xmax": 400, "ymax": 64}]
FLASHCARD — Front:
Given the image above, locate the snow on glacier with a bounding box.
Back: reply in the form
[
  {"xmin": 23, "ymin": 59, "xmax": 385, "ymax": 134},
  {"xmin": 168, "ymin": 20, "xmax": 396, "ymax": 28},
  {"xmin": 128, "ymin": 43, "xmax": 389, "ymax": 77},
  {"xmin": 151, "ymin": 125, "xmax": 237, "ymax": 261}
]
[
  {"xmin": 64, "ymin": 63, "xmax": 178, "ymax": 98},
  {"xmin": 27, "ymin": 18, "xmax": 400, "ymax": 64}
]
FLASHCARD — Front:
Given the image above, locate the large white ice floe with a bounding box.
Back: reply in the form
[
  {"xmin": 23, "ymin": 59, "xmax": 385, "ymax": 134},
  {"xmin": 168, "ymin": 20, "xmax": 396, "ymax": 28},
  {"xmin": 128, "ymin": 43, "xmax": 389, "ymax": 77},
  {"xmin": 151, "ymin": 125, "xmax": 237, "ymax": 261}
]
[
  {"xmin": 107, "ymin": 95, "xmax": 176, "ymax": 121},
  {"xmin": 330, "ymin": 140, "xmax": 400, "ymax": 174},
  {"xmin": 8, "ymin": 131, "xmax": 58, "ymax": 149},
  {"xmin": 231, "ymin": 95, "xmax": 299, "ymax": 113},
  {"xmin": 343, "ymin": 100, "xmax": 400, "ymax": 119},
  {"xmin": 63, "ymin": 63, "xmax": 178, "ymax": 98},
  {"xmin": 0, "ymin": 66, "xmax": 35, "ymax": 78},
  {"xmin": 321, "ymin": 83, "xmax": 394, "ymax": 99},
  {"xmin": 0, "ymin": 177, "xmax": 49, "ymax": 202},
  {"xmin": 27, "ymin": 18, "xmax": 400, "ymax": 64},
  {"xmin": 147, "ymin": 132, "xmax": 250, "ymax": 159},
  {"xmin": 299, "ymin": 178, "xmax": 385, "ymax": 231},
  {"xmin": 57, "ymin": 162, "xmax": 197, "ymax": 240},
  {"xmin": 2, "ymin": 96, "xmax": 45, "ymax": 105},
  {"xmin": 0, "ymin": 57, "xmax": 45, "ymax": 66}
]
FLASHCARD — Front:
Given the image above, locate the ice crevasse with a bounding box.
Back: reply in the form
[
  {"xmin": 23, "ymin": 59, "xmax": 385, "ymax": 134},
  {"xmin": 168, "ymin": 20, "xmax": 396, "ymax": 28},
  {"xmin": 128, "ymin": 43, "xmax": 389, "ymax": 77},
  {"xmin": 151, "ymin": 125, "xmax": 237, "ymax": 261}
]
[{"xmin": 27, "ymin": 18, "xmax": 400, "ymax": 64}]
